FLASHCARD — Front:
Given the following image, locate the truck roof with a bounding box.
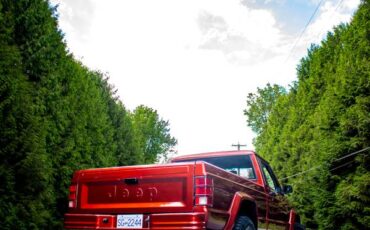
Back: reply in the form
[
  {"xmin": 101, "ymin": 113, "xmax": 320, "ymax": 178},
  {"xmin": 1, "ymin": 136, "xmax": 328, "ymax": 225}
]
[{"xmin": 171, "ymin": 150, "xmax": 256, "ymax": 162}]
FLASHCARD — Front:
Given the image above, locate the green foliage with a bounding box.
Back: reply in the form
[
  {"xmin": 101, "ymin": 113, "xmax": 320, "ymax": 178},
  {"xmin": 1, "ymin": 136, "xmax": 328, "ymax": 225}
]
[
  {"xmin": 0, "ymin": 0, "xmax": 177, "ymax": 229},
  {"xmin": 131, "ymin": 105, "xmax": 177, "ymax": 164},
  {"xmin": 244, "ymin": 83, "xmax": 286, "ymax": 134},
  {"xmin": 244, "ymin": 1, "xmax": 369, "ymax": 229}
]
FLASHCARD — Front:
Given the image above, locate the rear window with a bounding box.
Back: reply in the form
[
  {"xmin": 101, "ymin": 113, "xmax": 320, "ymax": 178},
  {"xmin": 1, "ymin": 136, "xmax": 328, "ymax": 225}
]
[{"xmin": 175, "ymin": 155, "xmax": 256, "ymax": 180}]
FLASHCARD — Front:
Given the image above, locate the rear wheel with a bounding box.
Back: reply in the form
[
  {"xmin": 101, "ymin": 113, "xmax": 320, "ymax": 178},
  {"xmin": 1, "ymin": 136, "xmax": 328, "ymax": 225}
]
[
  {"xmin": 233, "ymin": 216, "xmax": 255, "ymax": 230},
  {"xmin": 294, "ymin": 222, "xmax": 306, "ymax": 230}
]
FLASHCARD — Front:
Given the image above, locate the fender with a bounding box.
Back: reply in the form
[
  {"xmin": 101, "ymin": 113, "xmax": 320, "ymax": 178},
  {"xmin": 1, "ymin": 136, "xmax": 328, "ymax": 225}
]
[
  {"xmin": 224, "ymin": 192, "xmax": 257, "ymax": 230},
  {"xmin": 288, "ymin": 209, "xmax": 297, "ymax": 230}
]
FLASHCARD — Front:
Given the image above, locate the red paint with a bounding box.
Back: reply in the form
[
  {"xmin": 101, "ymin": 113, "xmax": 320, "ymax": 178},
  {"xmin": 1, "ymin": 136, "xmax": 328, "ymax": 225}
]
[{"xmin": 64, "ymin": 150, "xmax": 299, "ymax": 229}]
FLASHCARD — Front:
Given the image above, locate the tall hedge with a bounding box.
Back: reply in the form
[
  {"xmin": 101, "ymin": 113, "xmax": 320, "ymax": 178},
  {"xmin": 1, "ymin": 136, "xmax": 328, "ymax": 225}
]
[
  {"xmin": 245, "ymin": 1, "xmax": 369, "ymax": 229},
  {"xmin": 0, "ymin": 1, "xmax": 176, "ymax": 229}
]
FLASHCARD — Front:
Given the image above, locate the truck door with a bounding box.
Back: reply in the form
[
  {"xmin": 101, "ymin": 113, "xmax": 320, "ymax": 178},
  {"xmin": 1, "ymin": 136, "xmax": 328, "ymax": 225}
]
[{"xmin": 259, "ymin": 160, "xmax": 290, "ymax": 230}]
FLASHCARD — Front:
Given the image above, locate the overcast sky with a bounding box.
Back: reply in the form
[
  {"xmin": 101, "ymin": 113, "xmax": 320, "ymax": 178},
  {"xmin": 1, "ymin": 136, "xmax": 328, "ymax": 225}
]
[{"xmin": 49, "ymin": 0, "xmax": 360, "ymax": 155}]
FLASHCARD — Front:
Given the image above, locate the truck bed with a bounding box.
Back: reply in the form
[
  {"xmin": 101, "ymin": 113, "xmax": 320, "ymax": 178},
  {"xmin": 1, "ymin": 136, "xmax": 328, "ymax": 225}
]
[{"xmin": 69, "ymin": 163, "xmax": 196, "ymax": 214}]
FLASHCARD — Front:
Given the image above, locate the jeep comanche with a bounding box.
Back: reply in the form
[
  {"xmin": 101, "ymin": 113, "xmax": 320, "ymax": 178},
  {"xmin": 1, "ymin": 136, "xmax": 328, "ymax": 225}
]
[{"xmin": 64, "ymin": 150, "xmax": 304, "ymax": 229}]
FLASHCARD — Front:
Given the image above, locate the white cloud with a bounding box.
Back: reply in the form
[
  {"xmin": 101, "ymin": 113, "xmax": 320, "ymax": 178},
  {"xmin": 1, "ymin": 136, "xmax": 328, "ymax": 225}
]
[
  {"xmin": 50, "ymin": 0, "xmax": 360, "ymax": 155},
  {"xmin": 197, "ymin": 3, "xmax": 286, "ymax": 65},
  {"xmin": 290, "ymin": 0, "xmax": 360, "ymax": 60}
]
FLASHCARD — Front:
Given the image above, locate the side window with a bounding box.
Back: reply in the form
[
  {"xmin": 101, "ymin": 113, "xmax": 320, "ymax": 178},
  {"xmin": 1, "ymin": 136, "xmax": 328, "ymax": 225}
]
[
  {"xmin": 261, "ymin": 162, "xmax": 280, "ymax": 192},
  {"xmin": 262, "ymin": 166, "xmax": 276, "ymax": 190}
]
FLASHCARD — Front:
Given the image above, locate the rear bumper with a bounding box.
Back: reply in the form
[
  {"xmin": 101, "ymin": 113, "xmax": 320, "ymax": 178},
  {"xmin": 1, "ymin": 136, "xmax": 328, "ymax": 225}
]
[{"xmin": 64, "ymin": 212, "xmax": 206, "ymax": 229}]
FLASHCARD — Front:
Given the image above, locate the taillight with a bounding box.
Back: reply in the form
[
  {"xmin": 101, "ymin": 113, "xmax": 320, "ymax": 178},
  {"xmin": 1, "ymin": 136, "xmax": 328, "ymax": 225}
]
[
  {"xmin": 194, "ymin": 176, "xmax": 213, "ymax": 207},
  {"xmin": 68, "ymin": 184, "xmax": 77, "ymax": 208}
]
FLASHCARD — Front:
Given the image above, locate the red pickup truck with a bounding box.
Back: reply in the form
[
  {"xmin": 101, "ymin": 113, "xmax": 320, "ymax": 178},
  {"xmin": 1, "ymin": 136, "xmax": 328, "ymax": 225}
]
[{"xmin": 64, "ymin": 150, "xmax": 304, "ymax": 230}]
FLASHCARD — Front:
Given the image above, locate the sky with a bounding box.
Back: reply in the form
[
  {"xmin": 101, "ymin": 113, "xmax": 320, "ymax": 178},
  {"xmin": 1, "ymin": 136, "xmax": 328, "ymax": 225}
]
[{"xmin": 49, "ymin": 0, "xmax": 361, "ymax": 155}]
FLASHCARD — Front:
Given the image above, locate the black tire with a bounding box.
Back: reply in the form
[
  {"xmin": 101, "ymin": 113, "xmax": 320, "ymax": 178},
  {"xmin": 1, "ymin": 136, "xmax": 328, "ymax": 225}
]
[
  {"xmin": 233, "ymin": 216, "xmax": 255, "ymax": 230},
  {"xmin": 294, "ymin": 222, "xmax": 306, "ymax": 230}
]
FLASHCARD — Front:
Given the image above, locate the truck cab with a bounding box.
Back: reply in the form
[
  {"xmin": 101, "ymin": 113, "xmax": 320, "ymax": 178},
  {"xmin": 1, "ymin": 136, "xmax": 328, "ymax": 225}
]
[{"xmin": 172, "ymin": 150, "xmax": 298, "ymax": 230}]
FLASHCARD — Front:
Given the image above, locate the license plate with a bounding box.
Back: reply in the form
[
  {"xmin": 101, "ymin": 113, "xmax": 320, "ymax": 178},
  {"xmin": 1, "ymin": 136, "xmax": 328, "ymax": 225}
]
[{"xmin": 117, "ymin": 214, "xmax": 143, "ymax": 229}]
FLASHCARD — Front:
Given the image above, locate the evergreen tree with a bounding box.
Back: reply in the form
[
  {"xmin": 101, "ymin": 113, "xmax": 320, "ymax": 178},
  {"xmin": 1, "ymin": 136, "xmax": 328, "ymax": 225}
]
[
  {"xmin": 245, "ymin": 1, "xmax": 369, "ymax": 229},
  {"xmin": 0, "ymin": 0, "xmax": 177, "ymax": 229}
]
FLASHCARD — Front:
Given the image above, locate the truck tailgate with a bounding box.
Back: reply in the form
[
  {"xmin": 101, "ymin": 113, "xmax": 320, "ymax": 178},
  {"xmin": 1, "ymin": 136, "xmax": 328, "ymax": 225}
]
[{"xmin": 73, "ymin": 163, "xmax": 195, "ymax": 214}]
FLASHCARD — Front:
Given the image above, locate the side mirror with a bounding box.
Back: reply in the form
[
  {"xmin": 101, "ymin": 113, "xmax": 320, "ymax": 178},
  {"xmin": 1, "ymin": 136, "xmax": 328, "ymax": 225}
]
[{"xmin": 282, "ymin": 185, "xmax": 293, "ymax": 194}]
